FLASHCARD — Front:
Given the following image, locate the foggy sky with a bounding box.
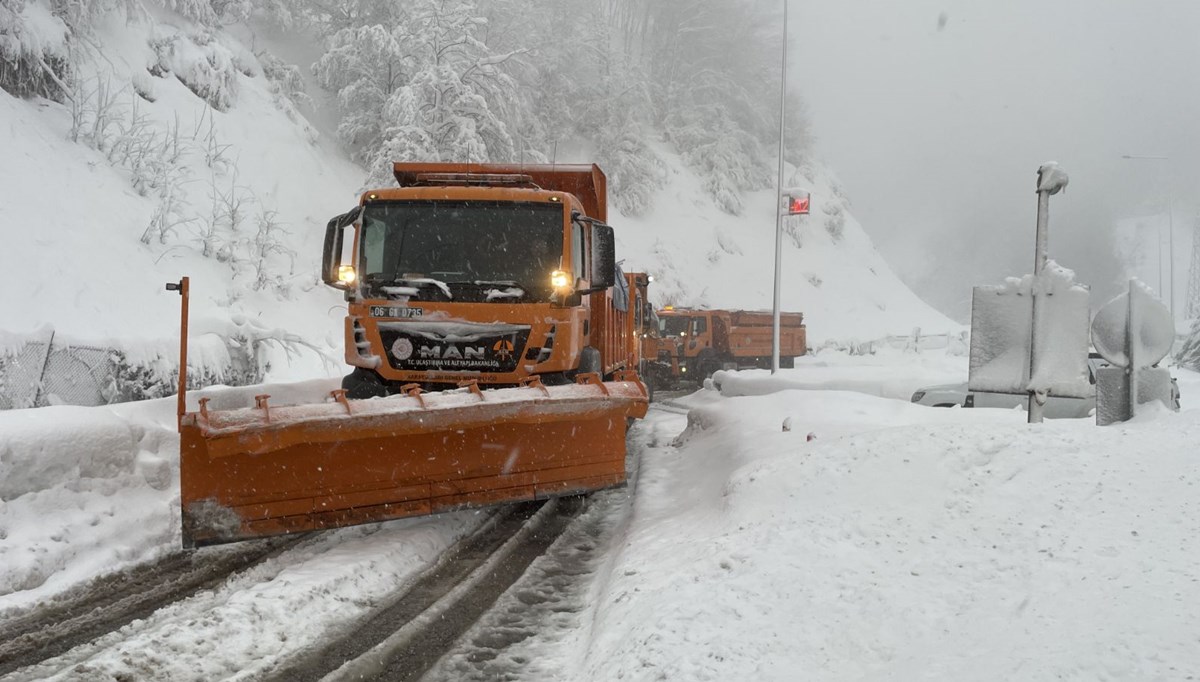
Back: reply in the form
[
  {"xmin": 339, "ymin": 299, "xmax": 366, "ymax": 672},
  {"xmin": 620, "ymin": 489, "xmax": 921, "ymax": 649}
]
[{"xmin": 792, "ymin": 0, "xmax": 1200, "ymax": 322}]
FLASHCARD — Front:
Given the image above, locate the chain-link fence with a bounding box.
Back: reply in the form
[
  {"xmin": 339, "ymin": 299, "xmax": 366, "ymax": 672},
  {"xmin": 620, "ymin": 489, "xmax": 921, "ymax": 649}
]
[{"xmin": 0, "ymin": 333, "xmax": 261, "ymax": 411}]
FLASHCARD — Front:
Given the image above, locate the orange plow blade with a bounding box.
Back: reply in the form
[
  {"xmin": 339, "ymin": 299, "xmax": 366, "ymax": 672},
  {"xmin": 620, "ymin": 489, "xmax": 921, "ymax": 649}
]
[{"xmin": 179, "ymin": 375, "xmax": 648, "ymax": 547}]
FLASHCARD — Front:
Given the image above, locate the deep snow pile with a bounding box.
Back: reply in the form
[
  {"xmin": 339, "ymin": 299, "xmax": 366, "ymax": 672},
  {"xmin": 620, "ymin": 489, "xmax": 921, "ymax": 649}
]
[
  {"xmin": 2, "ymin": 351, "xmax": 1199, "ymax": 679},
  {"xmin": 582, "ymin": 375, "xmax": 1200, "ymax": 680},
  {"xmin": 0, "ymin": 379, "xmax": 338, "ymax": 607}
]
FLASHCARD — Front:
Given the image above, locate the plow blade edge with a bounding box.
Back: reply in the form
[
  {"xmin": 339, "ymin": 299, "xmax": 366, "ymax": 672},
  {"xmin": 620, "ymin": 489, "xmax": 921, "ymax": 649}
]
[{"xmin": 179, "ymin": 379, "xmax": 647, "ymax": 547}]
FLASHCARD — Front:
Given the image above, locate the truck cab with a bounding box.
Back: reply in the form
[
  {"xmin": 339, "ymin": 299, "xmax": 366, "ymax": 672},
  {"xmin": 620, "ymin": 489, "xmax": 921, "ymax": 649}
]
[{"xmin": 322, "ymin": 163, "xmax": 631, "ymax": 398}]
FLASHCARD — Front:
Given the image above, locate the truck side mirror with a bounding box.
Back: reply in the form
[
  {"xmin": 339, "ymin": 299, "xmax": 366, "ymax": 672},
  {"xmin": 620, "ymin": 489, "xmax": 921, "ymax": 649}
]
[
  {"xmin": 590, "ymin": 223, "xmax": 616, "ymax": 289},
  {"xmin": 322, "ymin": 207, "xmax": 361, "ymax": 289}
]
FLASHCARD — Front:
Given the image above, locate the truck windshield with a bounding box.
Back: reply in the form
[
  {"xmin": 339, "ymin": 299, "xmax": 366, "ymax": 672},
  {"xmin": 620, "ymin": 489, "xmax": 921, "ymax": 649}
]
[
  {"xmin": 661, "ymin": 316, "xmax": 689, "ymax": 336},
  {"xmin": 360, "ymin": 201, "xmax": 564, "ymax": 300}
]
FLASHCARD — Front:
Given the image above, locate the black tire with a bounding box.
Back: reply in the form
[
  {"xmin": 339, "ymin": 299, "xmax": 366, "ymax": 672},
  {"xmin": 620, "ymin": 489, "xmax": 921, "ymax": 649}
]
[
  {"xmin": 642, "ymin": 370, "xmax": 656, "ymax": 403},
  {"xmin": 575, "ymin": 346, "xmax": 602, "ymax": 377},
  {"xmin": 694, "ymin": 349, "xmax": 720, "ymax": 383},
  {"xmin": 342, "ymin": 367, "xmax": 390, "ymax": 399},
  {"xmin": 780, "ymin": 356, "xmax": 795, "ymax": 369}
]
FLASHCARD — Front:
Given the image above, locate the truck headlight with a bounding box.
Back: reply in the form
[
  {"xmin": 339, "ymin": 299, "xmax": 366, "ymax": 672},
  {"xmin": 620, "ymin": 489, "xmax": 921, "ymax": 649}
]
[
  {"xmin": 337, "ymin": 265, "xmax": 357, "ymax": 284},
  {"xmin": 551, "ymin": 270, "xmax": 571, "ymax": 289}
]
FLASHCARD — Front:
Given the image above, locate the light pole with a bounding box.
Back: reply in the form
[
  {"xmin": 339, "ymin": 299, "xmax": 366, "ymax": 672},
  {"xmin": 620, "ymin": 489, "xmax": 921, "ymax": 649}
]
[
  {"xmin": 1121, "ymin": 154, "xmax": 1175, "ymax": 326},
  {"xmin": 771, "ymin": 0, "xmax": 788, "ymax": 374}
]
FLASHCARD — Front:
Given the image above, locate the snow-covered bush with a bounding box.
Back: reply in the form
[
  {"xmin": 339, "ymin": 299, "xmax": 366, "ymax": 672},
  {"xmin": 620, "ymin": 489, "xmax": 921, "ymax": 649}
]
[
  {"xmin": 103, "ymin": 347, "xmax": 259, "ymax": 403},
  {"xmin": 258, "ymin": 50, "xmax": 312, "ymax": 133},
  {"xmin": 249, "ymin": 207, "xmax": 295, "ymax": 293},
  {"xmin": 589, "ymin": 108, "xmax": 664, "ymax": 216},
  {"xmin": 823, "ymin": 202, "xmax": 846, "ymax": 242},
  {"xmin": 663, "ymin": 99, "xmax": 772, "ymax": 215},
  {"xmin": 149, "ymin": 29, "xmax": 240, "ymax": 111},
  {"xmin": 157, "ymin": 0, "xmax": 249, "ymax": 27},
  {"xmin": 0, "ymin": 0, "xmax": 70, "ymax": 100}
]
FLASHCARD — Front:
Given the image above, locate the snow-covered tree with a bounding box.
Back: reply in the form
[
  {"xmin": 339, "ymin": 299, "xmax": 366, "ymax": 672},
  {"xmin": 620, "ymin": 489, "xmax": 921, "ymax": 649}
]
[
  {"xmin": 312, "ymin": 23, "xmax": 406, "ymax": 156},
  {"xmin": 1, "ymin": 0, "xmax": 70, "ymax": 99},
  {"xmin": 298, "ymin": 0, "xmax": 810, "ymax": 211},
  {"xmin": 356, "ymin": 0, "xmax": 522, "ymax": 183}
]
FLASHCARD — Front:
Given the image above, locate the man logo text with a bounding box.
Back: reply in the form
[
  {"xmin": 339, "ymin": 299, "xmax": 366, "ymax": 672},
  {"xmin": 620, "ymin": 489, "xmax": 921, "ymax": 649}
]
[{"xmin": 418, "ymin": 345, "xmax": 485, "ymax": 360}]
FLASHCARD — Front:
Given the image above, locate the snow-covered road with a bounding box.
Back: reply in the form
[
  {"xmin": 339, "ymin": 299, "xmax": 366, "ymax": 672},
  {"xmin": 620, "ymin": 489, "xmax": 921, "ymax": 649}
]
[{"xmin": 3, "ymin": 350, "xmax": 1199, "ymax": 680}]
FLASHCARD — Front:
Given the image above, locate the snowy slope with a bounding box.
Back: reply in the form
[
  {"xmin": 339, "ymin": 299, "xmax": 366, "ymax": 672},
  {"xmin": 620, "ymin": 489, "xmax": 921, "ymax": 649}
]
[
  {"xmin": 1, "ymin": 9, "xmax": 364, "ymax": 382},
  {"xmin": 2, "ymin": 7, "xmax": 954, "ymax": 396},
  {"xmin": 614, "ymin": 148, "xmax": 960, "ymax": 344}
]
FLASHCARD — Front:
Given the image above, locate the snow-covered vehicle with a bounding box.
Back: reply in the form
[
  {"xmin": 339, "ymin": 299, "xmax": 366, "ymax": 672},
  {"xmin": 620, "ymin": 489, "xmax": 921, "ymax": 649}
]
[
  {"xmin": 910, "ymin": 354, "xmax": 1180, "ymax": 418},
  {"xmin": 177, "ymin": 163, "xmax": 652, "ymax": 546}
]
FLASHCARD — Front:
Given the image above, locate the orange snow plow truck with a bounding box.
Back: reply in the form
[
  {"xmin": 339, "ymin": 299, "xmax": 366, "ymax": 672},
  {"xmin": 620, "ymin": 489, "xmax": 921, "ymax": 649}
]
[
  {"xmin": 177, "ymin": 163, "xmax": 650, "ymax": 547},
  {"xmin": 657, "ymin": 308, "xmax": 807, "ymax": 382}
]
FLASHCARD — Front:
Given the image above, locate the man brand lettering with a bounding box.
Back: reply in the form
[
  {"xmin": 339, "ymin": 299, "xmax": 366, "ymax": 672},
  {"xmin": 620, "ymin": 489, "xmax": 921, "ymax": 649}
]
[{"xmin": 417, "ymin": 345, "xmax": 486, "ymax": 360}]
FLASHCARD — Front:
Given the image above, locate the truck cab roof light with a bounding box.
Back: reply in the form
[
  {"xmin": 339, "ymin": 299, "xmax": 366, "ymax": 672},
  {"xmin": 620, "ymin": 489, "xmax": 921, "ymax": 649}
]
[{"xmin": 413, "ymin": 173, "xmax": 538, "ymax": 188}]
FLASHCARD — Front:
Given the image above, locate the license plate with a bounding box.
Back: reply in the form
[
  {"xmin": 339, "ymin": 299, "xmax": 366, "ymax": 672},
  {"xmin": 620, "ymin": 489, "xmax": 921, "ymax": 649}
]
[{"xmin": 370, "ymin": 306, "xmax": 423, "ymax": 318}]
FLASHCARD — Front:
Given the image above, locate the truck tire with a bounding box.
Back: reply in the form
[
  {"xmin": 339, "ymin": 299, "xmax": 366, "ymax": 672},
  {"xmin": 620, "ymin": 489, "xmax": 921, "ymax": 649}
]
[
  {"xmin": 575, "ymin": 346, "xmax": 602, "ymax": 377},
  {"xmin": 780, "ymin": 356, "xmax": 795, "ymax": 369},
  {"xmin": 642, "ymin": 370, "xmax": 656, "ymax": 403},
  {"xmin": 342, "ymin": 367, "xmax": 390, "ymax": 399},
  {"xmin": 694, "ymin": 349, "xmax": 720, "ymax": 383}
]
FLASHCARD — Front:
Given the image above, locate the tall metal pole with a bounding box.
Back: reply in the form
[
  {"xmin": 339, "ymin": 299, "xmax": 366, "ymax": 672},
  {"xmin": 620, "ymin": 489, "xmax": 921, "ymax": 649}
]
[
  {"xmin": 1126, "ymin": 279, "xmax": 1139, "ymax": 419},
  {"xmin": 771, "ymin": 0, "xmax": 788, "ymax": 374},
  {"xmin": 168, "ymin": 277, "xmax": 190, "ymax": 430},
  {"xmin": 1167, "ymin": 191, "xmax": 1176, "ymax": 329},
  {"xmin": 1027, "ymin": 183, "xmax": 1051, "ymax": 424}
]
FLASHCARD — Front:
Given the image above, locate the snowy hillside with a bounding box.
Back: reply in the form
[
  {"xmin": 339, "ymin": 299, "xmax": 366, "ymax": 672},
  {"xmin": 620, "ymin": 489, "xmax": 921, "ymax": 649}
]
[
  {"xmin": 613, "ymin": 148, "xmax": 959, "ymax": 344},
  {"xmin": 1, "ymin": 8, "xmax": 364, "ymax": 384},
  {"xmin": 1, "ymin": 2, "xmax": 954, "ymax": 395}
]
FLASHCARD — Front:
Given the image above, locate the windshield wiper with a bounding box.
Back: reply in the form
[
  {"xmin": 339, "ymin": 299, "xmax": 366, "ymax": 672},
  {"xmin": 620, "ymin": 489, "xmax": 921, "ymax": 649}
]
[
  {"xmin": 364, "ymin": 274, "xmax": 453, "ymax": 300},
  {"xmin": 448, "ymin": 280, "xmax": 530, "ymax": 302}
]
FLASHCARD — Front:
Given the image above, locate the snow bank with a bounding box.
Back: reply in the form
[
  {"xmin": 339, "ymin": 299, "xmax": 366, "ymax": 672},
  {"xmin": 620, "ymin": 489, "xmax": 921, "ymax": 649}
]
[
  {"xmin": 0, "ymin": 407, "xmax": 143, "ymax": 500},
  {"xmin": 0, "ymin": 378, "xmax": 340, "ymax": 612},
  {"xmin": 585, "ymin": 377, "xmax": 1200, "ymax": 680},
  {"xmin": 710, "ymin": 347, "xmax": 967, "ymax": 401},
  {"xmin": 0, "ymin": 404, "xmax": 177, "ymax": 607}
]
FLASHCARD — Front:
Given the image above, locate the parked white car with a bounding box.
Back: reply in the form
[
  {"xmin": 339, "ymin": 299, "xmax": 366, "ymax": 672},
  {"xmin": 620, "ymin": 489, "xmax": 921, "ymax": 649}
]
[{"xmin": 910, "ymin": 354, "xmax": 1179, "ymax": 418}]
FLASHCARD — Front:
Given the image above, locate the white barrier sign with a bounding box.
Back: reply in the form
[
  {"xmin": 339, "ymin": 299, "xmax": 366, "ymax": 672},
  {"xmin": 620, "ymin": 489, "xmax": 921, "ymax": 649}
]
[{"xmin": 969, "ymin": 262, "xmax": 1092, "ymax": 398}]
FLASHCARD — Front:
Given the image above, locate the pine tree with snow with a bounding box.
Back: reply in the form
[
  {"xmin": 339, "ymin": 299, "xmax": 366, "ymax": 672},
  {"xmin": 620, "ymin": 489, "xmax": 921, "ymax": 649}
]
[
  {"xmin": 363, "ymin": 0, "xmax": 520, "ymax": 182},
  {"xmin": 312, "ymin": 22, "xmax": 407, "ymax": 158}
]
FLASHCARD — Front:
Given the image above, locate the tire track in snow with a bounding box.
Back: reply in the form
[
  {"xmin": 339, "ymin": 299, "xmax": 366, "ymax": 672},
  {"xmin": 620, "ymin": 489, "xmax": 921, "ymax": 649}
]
[
  {"xmin": 0, "ymin": 535, "xmax": 308, "ymax": 677},
  {"xmin": 417, "ymin": 407, "xmax": 681, "ymax": 680},
  {"xmin": 263, "ymin": 498, "xmax": 581, "ymax": 682}
]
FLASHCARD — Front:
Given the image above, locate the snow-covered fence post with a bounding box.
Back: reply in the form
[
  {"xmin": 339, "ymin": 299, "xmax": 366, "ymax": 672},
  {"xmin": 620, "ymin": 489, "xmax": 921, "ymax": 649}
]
[{"xmin": 30, "ymin": 329, "xmax": 55, "ymax": 407}]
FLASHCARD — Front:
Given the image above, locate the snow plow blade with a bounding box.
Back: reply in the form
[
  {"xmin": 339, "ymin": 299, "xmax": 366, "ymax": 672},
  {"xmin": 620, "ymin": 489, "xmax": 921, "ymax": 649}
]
[{"xmin": 179, "ymin": 374, "xmax": 647, "ymax": 547}]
